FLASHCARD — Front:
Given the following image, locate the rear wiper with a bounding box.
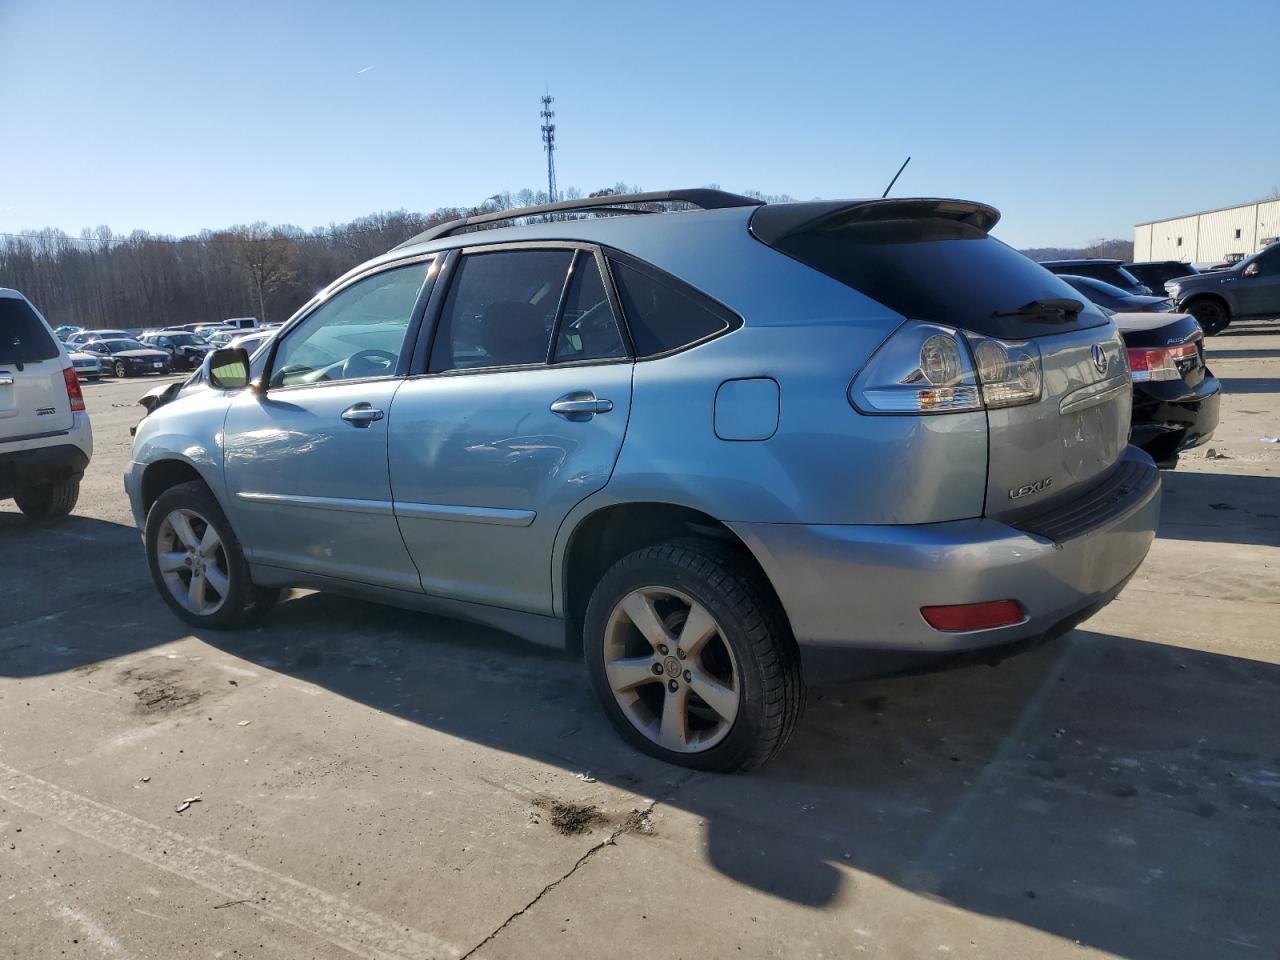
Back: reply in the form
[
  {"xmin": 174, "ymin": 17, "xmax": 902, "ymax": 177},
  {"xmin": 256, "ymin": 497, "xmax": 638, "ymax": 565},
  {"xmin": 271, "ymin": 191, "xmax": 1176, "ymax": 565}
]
[{"xmin": 991, "ymin": 298, "xmax": 1084, "ymax": 322}]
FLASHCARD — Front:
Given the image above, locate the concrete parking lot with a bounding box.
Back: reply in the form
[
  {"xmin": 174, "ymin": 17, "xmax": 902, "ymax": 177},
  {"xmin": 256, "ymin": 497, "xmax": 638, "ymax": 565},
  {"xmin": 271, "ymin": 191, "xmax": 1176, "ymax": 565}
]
[{"xmin": 2, "ymin": 323, "xmax": 1277, "ymax": 960}]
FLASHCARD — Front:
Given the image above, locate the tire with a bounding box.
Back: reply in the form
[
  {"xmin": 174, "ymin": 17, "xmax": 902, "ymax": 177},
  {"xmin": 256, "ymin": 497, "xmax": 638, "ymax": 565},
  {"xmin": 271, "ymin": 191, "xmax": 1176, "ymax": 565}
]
[
  {"xmin": 114, "ymin": 360, "xmax": 128, "ymax": 378},
  {"xmin": 144, "ymin": 480, "xmax": 280, "ymax": 630},
  {"xmin": 583, "ymin": 538, "xmax": 805, "ymax": 772},
  {"xmin": 14, "ymin": 478, "xmax": 80, "ymax": 521},
  {"xmin": 1187, "ymin": 298, "xmax": 1230, "ymax": 336}
]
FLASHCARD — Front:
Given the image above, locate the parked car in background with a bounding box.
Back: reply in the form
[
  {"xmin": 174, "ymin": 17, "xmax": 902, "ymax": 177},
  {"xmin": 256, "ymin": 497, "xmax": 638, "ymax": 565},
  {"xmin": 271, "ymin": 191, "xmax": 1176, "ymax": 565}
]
[
  {"xmin": 1058, "ymin": 275, "xmax": 1172, "ymax": 313},
  {"xmin": 205, "ymin": 329, "xmax": 239, "ymax": 347},
  {"xmin": 224, "ymin": 317, "xmax": 259, "ymax": 330},
  {"xmin": 68, "ymin": 350, "xmax": 104, "ymax": 381},
  {"xmin": 1123, "ymin": 261, "xmax": 1199, "ymax": 295},
  {"xmin": 1113, "ymin": 312, "xmax": 1220, "ymax": 467},
  {"xmin": 1167, "ymin": 242, "xmax": 1280, "ymax": 334},
  {"xmin": 1041, "ymin": 259, "xmax": 1153, "ymax": 295},
  {"xmin": 1, "ymin": 288, "xmax": 92, "ymax": 520},
  {"xmin": 194, "ymin": 323, "xmax": 235, "ymax": 338},
  {"xmin": 126, "ymin": 189, "xmax": 1161, "ymax": 772},
  {"xmin": 227, "ymin": 327, "xmax": 277, "ymax": 358},
  {"xmin": 66, "ymin": 329, "xmax": 128, "ymax": 348},
  {"xmin": 140, "ymin": 331, "xmax": 212, "ymax": 370},
  {"xmin": 83, "ymin": 338, "xmax": 171, "ymax": 378},
  {"xmin": 1207, "ymin": 253, "xmax": 1248, "ymax": 271},
  {"xmin": 55, "ymin": 325, "xmax": 84, "ymax": 341}
]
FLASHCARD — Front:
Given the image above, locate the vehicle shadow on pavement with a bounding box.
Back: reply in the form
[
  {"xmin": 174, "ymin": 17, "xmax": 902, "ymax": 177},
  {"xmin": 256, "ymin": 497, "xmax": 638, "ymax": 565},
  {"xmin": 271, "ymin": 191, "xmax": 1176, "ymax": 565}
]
[
  {"xmin": 156, "ymin": 593, "xmax": 1278, "ymax": 960},
  {"xmin": 0, "ymin": 512, "xmax": 156, "ymax": 639},
  {"xmin": 1156, "ymin": 471, "xmax": 1280, "ymax": 547},
  {"xmin": 1215, "ymin": 377, "xmax": 1280, "ymax": 394}
]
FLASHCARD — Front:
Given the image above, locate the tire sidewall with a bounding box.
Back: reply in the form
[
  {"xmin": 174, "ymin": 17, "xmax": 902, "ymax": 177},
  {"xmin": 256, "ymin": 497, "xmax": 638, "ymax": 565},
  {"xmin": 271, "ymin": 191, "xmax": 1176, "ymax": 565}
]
[
  {"xmin": 584, "ymin": 548, "xmax": 774, "ymax": 772},
  {"xmin": 144, "ymin": 481, "xmax": 253, "ymax": 630},
  {"xmin": 1189, "ymin": 300, "xmax": 1229, "ymax": 335}
]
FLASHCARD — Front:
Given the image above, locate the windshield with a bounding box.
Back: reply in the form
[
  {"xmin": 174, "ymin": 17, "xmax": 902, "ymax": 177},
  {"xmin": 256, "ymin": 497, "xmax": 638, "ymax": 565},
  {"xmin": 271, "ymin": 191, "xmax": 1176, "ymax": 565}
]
[{"xmin": 167, "ymin": 333, "xmax": 207, "ymax": 346}]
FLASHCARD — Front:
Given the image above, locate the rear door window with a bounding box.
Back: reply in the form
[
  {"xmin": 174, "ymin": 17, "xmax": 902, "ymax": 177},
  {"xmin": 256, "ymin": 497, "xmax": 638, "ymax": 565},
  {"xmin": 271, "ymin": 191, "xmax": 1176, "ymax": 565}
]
[
  {"xmin": 0, "ymin": 297, "xmax": 59, "ymax": 365},
  {"xmin": 552, "ymin": 254, "xmax": 627, "ymax": 363},
  {"xmin": 428, "ymin": 249, "xmax": 572, "ymax": 372},
  {"xmin": 607, "ymin": 258, "xmax": 734, "ymax": 357}
]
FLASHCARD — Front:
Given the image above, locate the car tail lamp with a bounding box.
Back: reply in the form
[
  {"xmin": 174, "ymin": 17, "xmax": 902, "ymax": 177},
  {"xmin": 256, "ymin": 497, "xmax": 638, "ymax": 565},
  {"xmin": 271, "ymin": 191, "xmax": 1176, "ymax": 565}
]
[
  {"xmin": 63, "ymin": 365, "xmax": 85, "ymax": 412},
  {"xmin": 920, "ymin": 600, "xmax": 1026, "ymax": 632},
  {"xmin": 850, "ymin": 322, "xmax": 1041, "ymax": 414},
  {"xmin": 1126, "ymin": 344, "xmax": 1196, "ymax": 382}
]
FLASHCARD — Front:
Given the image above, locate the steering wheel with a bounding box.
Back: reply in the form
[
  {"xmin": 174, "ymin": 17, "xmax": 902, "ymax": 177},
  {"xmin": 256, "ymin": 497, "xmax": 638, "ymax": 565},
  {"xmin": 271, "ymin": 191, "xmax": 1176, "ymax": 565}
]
[{"xmin": 342, "ymin": 348, "xmax": 398, "ymax": 379}]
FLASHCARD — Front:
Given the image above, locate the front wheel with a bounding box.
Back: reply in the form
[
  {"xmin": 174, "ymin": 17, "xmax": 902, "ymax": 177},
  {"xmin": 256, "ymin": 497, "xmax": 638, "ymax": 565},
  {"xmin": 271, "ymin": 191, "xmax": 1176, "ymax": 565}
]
[
  {"xmin": 1187, "ymin": 298, "xmax": 1230, "ymax": 336},
  {"xmin": 584, "ymin": 539, "xmax": 805, "ymax": 772},
  {"xmin": 145, "ymin": 481, "xmax": 279, "ymax": 630},
  {"xmin": 114, "ymin": 360, "xmax": 128, "ymax": 378},
  {"xmin": 14, "ymin": 478, "xmax": 80, "ymax": 521}
]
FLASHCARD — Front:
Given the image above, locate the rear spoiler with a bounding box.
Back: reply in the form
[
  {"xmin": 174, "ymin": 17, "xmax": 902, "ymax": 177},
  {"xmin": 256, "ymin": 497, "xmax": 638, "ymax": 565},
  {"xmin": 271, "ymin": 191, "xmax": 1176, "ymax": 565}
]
[{"xmin": 749, "ymin": 198, "xmax": 1001, "ymax": 245}]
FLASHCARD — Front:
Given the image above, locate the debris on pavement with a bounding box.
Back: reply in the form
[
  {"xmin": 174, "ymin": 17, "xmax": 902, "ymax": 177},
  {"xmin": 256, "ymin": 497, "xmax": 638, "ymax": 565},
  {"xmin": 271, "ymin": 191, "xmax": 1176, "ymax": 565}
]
[
  {"xmin": 237, "ymin": 720, "xmax": 252, "ymax": 726},
  {"xmin": 1262, "ymin": 436, "xmax": 1279, "ymax": 444},
  {"xmin": 1204, "ymin": 448, "xmax": 1232, "ymax": 459},
  {"xmin": 139, "ymin": 776, "xmax": 150, "ymax": 783},
  {"xmin": 175, "ymin": 795, "xmax": 202, "ymax": 813},
  {"xmin": 531, "ymin": 798, "xmax": 605, "ymax": 836},
  {"xmin": 575, "ymin": 772, "xmax": 596, "ymax": 783}
]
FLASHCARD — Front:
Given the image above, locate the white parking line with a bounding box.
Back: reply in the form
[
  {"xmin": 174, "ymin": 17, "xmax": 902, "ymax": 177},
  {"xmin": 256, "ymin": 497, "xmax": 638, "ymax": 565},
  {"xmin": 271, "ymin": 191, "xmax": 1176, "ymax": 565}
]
[{"xmin": 1, "ymin": 761, "xmax": 462, "ymax": 960}]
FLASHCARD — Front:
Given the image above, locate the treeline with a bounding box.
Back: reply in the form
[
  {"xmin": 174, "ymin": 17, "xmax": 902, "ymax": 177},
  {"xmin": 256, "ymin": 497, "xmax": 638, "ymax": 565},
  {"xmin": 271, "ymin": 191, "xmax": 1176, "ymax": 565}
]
[{"xmin": 0, "ymin": 183, "xmax": 662, "ymax": 330}]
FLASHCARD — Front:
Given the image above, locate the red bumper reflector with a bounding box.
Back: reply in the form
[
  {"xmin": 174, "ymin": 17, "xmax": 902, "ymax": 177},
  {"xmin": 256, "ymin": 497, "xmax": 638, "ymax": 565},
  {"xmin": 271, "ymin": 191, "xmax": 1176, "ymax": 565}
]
[{"xmin": 920, "ymin": 600, "xmax": 1025, "ymax": 632}]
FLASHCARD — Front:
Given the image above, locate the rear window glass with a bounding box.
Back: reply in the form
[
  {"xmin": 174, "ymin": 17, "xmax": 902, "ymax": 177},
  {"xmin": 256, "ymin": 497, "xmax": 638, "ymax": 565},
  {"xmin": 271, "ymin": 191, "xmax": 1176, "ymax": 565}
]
[
  {"xmin": 608, "ymin": 259, "xmax": 731, "ymax": 357},
  {"xmin": 0, "ymin": 297, "xmax": 59, "ymax": 365},
  {"xmin": 765, "ymin": 219, "xmax": 1108, "ymax": 340}
]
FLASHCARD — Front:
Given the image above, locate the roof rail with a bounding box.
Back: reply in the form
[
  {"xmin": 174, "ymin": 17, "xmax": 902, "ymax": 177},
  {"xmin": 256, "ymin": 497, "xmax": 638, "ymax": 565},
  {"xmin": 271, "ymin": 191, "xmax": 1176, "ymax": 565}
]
[{"xmin": 393, "ymin": 188, "xmax": 764, "ymax": 249}]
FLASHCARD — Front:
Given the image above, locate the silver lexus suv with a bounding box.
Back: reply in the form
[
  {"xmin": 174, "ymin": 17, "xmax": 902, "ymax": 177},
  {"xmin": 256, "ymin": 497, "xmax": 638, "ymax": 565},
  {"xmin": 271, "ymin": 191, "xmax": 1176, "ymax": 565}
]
[{"xmin": 125, "ymin": 190, "xmax": 1161, "ymax": 771}]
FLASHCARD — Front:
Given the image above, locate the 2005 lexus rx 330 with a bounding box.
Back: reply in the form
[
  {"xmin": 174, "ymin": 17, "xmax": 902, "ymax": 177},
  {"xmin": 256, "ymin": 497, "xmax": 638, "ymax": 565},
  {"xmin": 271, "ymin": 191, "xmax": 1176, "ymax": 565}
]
[{"xmin": 126, "ymin": 189, "xmax": 1160, "ymax": 771}]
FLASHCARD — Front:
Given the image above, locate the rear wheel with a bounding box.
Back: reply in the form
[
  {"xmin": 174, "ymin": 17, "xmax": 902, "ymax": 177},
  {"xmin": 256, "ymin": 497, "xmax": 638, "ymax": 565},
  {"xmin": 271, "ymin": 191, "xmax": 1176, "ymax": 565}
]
[
  {"xmin": 14, "ymin": 478, "xmax": 80, "ymax": 521},
  {"xmin": 114, "ymin": 360, "xmax": 128, "ymax": 378},
  {"xmin": 1187, "ymin": 298, "xmax": 1230, "ymax": 335},
  {"xmin": 145, "ymin": 481, "xmax": 279, "ymax": 629},
  {"xmin": 584, "ymin": 538, "xmax": 805, "ymax": 772}
]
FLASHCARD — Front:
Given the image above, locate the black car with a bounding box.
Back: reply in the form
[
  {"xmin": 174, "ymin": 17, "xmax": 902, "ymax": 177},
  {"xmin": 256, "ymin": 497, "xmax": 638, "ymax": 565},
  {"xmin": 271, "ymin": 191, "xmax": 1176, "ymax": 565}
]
[
  {"xmin": 1115, "ymin": 313, "xmax": 1220, "ymax": 467},
  {"xmin": 1041, "ymin": 258, "xmax": 1153, "ymax": 295},
  {"xmin": 1165, "ymin": 242, "xmax": 1280, "ymax": 335},
  {"xmin": 140, "ymin": 331, "xmax": 211, "ymax": 370},
  {"xmin": 84, "ymin": 338, "xmax": 172, "ymax": 378},
  {"xmin": 1058, "ymin": 275, "xmax": 1172, "ymax": 313},
  {"xmin": 1123, "ymin": 260, "xmax": 1199, "ymax": 296}
]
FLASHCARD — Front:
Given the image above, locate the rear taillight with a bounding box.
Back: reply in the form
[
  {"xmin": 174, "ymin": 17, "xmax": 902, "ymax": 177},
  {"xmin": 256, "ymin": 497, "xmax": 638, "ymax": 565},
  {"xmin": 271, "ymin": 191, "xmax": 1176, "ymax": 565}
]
[
  {"xmin": 63, "ymin": 365, "xmax": 85, "ymax": 412},
  {"xmin": 850, "ymin": 321, "xmax": 1041, "ymax": 415},
  {"xmin": 1127, "ymin": 344, "xmax": 1197, "ymax": 382}
]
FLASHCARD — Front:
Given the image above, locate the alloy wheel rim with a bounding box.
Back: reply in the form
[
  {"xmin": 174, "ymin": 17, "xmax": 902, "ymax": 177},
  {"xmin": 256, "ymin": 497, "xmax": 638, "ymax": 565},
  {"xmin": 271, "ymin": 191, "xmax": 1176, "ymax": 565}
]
[
  {"xmin": 155, "ymin": 508, "xmax": 230, "ymax": 615},
  {"xmin": 603, "ymin": 586, "xmax": 740, "ymax": 753}
]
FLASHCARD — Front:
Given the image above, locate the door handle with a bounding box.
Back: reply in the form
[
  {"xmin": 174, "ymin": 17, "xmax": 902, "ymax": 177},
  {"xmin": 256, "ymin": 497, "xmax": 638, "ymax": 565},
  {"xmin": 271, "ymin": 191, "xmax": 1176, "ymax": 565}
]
[
  {"xmin": 341, "ymin": 402, "xmax": 384, "ymax": 427},
  {"xmin": 550, "ymin": 392, "xmax": 613, "ymax": 421}
]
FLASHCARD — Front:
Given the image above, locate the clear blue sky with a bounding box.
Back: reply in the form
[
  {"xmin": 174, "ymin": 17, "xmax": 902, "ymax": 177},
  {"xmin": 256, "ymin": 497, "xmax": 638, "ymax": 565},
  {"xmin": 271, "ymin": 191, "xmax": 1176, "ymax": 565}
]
[{"xmin": 2, "ymin": 0, "xmax": 1277, "ymax": 248}]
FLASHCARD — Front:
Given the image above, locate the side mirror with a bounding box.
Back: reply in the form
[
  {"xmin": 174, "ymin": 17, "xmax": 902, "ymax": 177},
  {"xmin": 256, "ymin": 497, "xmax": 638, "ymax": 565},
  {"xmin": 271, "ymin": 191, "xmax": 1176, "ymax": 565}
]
[
  {"xmin": 1243, "ymin": 262, "xmax": 1260, "ymax": 277},
  {"xmin": 206, "ymin": 347, "xmax": 251, "ymax": 390}
]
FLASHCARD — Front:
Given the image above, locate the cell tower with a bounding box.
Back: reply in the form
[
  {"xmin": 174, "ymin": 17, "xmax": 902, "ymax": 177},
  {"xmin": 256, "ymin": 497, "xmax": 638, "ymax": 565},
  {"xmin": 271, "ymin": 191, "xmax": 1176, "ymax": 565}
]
[{"xmin": 540, "ymin": 93, "xmax": 557, "ymax": 204}]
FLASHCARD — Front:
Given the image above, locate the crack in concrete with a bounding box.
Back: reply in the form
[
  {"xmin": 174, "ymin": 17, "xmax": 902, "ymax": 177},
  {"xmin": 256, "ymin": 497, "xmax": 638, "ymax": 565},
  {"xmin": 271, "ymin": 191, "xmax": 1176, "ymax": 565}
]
[{"xmin": 460, "ymin": 773, "xmax": 700, "ymax": 960}]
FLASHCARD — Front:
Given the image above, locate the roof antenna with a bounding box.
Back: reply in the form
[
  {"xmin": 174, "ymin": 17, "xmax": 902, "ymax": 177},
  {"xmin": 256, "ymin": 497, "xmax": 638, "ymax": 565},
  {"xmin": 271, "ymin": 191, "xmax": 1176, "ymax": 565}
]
[{"xmin": 881, "ymin": 156, "xmax": 911, "ymax": 198}]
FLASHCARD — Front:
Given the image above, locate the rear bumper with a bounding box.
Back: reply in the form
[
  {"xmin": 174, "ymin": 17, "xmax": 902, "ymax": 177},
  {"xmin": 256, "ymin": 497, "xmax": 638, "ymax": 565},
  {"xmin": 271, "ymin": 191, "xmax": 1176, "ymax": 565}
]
[
  {"xmin": 730, "ymin": 445, "xmax": 1160, "ymax": 655},
  {"xmin": 1131, "ymin": 373, "xmax": 1221, "ymax": 461},
  {"xmin": 0, "ymin": 441, "xmax": 90, "ymax": 497}
]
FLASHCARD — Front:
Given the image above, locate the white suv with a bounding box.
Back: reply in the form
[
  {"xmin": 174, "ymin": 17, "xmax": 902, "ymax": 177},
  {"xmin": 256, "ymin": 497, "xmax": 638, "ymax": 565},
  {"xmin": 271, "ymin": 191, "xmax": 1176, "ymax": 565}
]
[{"xmin": 1, "ymin": 289, "xmax": 93, "ymax": 520}]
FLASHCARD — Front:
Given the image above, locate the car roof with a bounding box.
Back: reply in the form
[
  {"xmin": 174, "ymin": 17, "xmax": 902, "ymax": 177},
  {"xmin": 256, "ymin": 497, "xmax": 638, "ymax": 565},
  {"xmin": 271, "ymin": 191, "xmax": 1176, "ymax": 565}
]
[{"xmin": 1042, "ymin": 259, "xmax": 1122, "ymax": 266}]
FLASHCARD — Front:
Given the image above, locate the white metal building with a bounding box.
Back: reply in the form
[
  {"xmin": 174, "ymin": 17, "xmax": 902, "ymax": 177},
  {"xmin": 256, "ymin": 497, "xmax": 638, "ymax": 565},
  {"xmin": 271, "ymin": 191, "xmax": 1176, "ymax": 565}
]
[{"xmin": 1133, "ymin": 198, "xmax": 1280, "ymax": 264}]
